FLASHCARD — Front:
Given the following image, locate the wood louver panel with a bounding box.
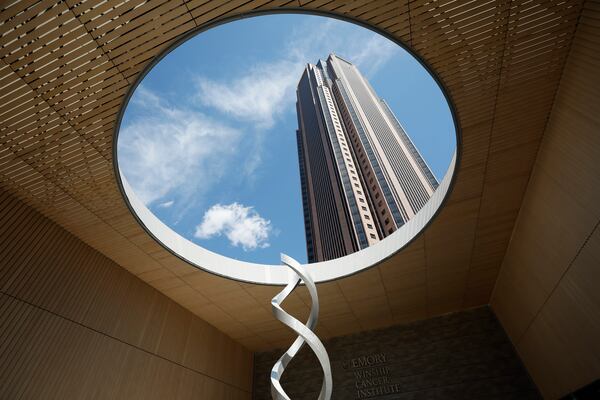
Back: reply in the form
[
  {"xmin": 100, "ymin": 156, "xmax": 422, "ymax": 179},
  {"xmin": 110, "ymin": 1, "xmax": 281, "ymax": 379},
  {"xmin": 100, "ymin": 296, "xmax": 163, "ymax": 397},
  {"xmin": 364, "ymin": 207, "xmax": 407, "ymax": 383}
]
[
  {"xmin": 0, "ymin": 187, "xmax": 253, "ymax": 399},
  {"xmin": 0, "ymin": 0, "xmax": 585, "ymax": 351}
]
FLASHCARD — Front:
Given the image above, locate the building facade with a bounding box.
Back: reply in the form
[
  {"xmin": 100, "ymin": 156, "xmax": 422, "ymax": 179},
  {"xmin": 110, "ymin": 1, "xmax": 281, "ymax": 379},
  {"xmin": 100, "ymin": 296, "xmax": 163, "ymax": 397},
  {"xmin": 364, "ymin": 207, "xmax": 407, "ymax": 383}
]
[{"xmin": 296, "ymin": 54, "xmax": 439, "ymax": 262}]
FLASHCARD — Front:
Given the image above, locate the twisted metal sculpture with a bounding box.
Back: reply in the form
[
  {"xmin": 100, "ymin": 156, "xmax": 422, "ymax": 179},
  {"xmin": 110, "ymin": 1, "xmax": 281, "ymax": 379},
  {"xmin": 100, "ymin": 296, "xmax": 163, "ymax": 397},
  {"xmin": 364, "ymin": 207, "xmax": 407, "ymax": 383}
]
[{"xmin": 270, "ymin": 254, "xmax": 333, "ymax": 400}]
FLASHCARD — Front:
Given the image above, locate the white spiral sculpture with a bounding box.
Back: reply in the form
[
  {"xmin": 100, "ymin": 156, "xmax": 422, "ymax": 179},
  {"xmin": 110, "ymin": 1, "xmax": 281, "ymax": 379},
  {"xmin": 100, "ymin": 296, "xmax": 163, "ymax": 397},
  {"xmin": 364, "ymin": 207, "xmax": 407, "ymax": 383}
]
[{"xmin": 270, "ymin": 254, "xmax": 333, "ymax": 400}]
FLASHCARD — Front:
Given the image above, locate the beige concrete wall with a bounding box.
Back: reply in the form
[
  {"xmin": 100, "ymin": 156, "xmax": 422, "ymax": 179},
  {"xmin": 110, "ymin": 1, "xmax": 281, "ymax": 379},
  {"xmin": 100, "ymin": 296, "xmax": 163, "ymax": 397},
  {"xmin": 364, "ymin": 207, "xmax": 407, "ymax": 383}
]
[
  {"xmin": 491, "ymin": 1, "xmax": 600, "ymax": 398},
  {"xmin": 0, "ymin": 188, "xmax": 253, "ymax": 399}
]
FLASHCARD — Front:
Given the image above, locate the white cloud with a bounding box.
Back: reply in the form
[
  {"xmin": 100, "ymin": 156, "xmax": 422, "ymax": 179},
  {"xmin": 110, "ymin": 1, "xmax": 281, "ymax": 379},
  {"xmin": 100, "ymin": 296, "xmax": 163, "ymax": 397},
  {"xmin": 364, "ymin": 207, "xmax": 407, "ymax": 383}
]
[
  {"xmin": 157, "ymin": 200, "xmax": 174, "ymax": 208},
  {"xmin": 286, "ymin": 18, "xmax": 396, "ymax": 78},
  {"xmin": 118, "ymin": 86, "xmax": 240, "ymax": 205},
  {"xmin": 346, "ymin": 35, "xmax": 396, "ymax": 77},
  {"xmin": 119, "ymin": 17, "xmax": 400, "ymax": 216},
  {"xmin": 196, "ymin": 59, "xmax": 299, "ymax": 129},
  {"xmin": 194, "ymin": 203, "xmax": 272, "ymax": 251},
  {"xmin": 195, "ymin": 18, "xmax": 398, "ymax": 129}
]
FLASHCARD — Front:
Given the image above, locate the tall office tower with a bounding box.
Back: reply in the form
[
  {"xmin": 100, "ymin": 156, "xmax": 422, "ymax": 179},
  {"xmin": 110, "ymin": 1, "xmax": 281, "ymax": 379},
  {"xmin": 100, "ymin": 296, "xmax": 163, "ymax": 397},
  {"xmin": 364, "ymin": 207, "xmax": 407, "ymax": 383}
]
[{"xmin": 296, "ymin": 54, "xmax": 439, "ymax": 263}]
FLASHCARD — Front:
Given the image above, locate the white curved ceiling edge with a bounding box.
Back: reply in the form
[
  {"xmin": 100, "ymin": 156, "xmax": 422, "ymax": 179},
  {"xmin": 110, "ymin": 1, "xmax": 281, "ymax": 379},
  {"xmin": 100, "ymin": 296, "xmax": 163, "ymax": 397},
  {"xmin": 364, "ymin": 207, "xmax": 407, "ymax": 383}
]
[{"xmin": 120, "ymin": 153, "xmax": 455, "ymax": 285}]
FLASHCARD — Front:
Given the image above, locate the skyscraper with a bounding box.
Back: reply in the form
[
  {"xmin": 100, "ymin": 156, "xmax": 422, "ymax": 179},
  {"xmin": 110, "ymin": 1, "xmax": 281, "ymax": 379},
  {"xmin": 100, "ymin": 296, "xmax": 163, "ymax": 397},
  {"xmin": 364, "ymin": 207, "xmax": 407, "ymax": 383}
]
[{"xmin": 296, "ymin": 54, "xmax": 439, "ymax": 263}]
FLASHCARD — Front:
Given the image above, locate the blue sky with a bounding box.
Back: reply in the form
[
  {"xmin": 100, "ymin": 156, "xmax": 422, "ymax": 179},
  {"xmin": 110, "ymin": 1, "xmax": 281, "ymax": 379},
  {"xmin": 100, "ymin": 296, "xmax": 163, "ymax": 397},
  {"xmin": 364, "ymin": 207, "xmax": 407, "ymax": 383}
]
[{"xmin": 118, "ymin": 14, "xmax": 456, "ymax": 265}]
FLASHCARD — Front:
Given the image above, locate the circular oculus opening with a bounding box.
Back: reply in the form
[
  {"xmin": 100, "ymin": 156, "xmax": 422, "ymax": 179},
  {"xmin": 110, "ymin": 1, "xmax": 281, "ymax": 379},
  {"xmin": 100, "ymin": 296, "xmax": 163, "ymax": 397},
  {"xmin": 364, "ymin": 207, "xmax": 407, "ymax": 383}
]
[{"xmin": 114, "ymin": 12, "xmax": 460, "ymax": 285}]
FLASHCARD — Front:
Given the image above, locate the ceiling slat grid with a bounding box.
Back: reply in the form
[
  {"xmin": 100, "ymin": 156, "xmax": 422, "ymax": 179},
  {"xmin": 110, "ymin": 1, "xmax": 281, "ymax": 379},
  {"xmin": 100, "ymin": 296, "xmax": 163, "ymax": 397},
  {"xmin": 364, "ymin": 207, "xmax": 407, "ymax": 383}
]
[{"xmin": 0, "ymin": 0, "xmax": 584, "ymax": 351}]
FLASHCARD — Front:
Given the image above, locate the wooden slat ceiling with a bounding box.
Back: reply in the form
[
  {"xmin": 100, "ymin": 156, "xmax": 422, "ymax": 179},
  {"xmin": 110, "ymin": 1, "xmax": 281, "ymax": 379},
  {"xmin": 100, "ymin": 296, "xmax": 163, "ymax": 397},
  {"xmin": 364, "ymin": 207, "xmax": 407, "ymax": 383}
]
[{"xmin": 0, "ymin": 0, "xmax": 584, "ymax": 351}]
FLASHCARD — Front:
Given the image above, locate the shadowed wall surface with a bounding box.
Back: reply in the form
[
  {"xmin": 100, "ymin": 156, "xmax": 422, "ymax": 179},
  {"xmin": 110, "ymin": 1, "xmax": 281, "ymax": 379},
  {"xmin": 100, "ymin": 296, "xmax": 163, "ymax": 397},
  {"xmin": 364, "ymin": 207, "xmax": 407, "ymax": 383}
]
[
  {"xmin": 253, "ymin": 307, "xmax": 540, "ymax": 400},
  {"xmin": 0, "ymin": 188, "xmax": 252, "ymax": 399},
  {"xmin": 491, "ymin": 1, "xmax": 600, "ymax": 398}
]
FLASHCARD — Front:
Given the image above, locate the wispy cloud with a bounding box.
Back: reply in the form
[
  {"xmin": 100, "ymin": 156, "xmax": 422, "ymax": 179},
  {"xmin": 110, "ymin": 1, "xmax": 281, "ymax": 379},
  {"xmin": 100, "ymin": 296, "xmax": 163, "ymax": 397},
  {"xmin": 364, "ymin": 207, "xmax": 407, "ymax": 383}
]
[
  {"xmin": 194, "ymin": 203, "xmax": 272, "ymax": 251},
  {"xmin": 197, "ymin": 59, "xmax": 298, "ymax": 130},
  {"xmin": 345, "ymin": 35, "xmax": 396, "ymax": 77},
  {"xmin": 195, "ymin": 18, "xmax": 397, "ymax": 130},
  {"xmin": 118, "ymin": 86, "xmax": 240, "ymax": 206},
  {"xmin": 286, "ymin": 18, "xmax": 396, "ymax": 78},
  {"xmin": 157, "ymin": 200, "xmax": 174, "ymax": 208},
  {"xmin": 119, "ymin": 16, "xmax": 399, "ymax": 220}
]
